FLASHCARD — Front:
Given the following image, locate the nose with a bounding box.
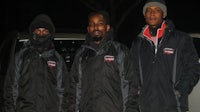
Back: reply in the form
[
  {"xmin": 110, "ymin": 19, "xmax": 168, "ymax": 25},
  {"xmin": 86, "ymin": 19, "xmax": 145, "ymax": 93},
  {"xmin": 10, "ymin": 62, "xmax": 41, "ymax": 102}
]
[
  {"xmin": 94, "ymin": 24, "xmax": 98, "ymax": 30},
  {"xmin": 150, "ymin": 10, "xmax": 156, "ymax": 15}
]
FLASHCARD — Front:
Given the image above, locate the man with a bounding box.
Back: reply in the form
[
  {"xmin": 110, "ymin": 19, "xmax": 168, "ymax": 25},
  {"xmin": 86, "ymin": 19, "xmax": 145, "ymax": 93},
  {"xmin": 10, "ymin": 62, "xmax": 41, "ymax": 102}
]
[
  {"xmin": 130, "ymin": 0, "xmax": 200, "ymax": 112},
  {"xmin": 70, "ymin": 11, "xmax": 139, "ymax": 112},
  {"xmin": 3, "ymin": 14, "xmax": 72, "ymax": 112}
]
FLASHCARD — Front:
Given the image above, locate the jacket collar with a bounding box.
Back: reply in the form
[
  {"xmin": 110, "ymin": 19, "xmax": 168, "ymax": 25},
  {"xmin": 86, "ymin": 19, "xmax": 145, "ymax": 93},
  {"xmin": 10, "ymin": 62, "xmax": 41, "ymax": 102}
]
[{"xmin": 143, "ymin": 21, "xmax": 167, "ymax": 40}]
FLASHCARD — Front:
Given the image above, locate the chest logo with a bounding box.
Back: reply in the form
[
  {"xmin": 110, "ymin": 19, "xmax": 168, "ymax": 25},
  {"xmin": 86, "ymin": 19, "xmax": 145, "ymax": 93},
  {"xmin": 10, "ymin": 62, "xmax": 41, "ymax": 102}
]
[
  {"xmin": 104, "ymin": 55, "xmax": 115, "ymax": 62},
  {"xmin": 47, "ymin": 60, "xmax": 56, "ymax": 68},
  {"xmin": 163, "ymin": 48, "xmax": 174, "ymax": 55}
]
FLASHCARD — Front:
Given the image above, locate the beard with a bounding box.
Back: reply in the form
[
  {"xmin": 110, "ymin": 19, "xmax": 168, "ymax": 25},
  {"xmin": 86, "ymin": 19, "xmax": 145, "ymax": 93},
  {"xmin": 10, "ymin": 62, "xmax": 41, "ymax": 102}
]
[{"xmin": 92, "ymin": 36, "xmax": 103, "ymax": 42}]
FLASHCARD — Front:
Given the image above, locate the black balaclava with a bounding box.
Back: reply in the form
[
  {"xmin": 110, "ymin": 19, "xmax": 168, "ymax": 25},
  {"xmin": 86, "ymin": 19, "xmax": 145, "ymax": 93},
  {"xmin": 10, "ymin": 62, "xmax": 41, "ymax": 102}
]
[{"xmin": 29, "ymin": 14, "xmax": 55, "ymax": 53}]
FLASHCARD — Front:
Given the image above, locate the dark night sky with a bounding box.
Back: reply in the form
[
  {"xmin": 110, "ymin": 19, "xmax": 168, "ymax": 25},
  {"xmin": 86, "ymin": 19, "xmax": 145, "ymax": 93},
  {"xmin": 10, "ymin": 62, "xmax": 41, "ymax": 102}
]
[{"xmin": 2, "ymin": 0, "xmax": 200, "ymax": 47}]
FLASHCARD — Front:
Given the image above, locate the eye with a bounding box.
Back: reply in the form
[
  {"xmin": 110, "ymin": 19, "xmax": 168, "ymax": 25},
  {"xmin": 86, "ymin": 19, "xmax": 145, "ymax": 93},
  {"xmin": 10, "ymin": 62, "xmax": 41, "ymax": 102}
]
[
  {"xmin": 146, "ymin": 8, "xmax": 152, "ymax": 13},
  {"xmin": 98, "ymin": 22, "xmax": 104, "ymax": 25},
  {"xmin": 33, "ymin": 29, "xmax": 41, "ymax": 34},
  {"xmin": 43, "ymin": 29, "xmax": 50, "ymax": 35},
  {"xmin": 88, "ymin": 23, "xmax": 94, "ymax": 27},
  {"xmin": 155, "ymin": 8, "xmax": 162, "ymax": 13}
]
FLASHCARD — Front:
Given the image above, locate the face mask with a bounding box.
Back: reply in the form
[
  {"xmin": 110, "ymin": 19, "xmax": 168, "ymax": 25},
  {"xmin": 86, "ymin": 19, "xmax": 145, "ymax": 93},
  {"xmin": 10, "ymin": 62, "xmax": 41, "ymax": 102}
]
[
  {"xmin": 30, "ymin": 34, "xmax": 53, "ymax": 52},
  {"xmin": 32, "ymin": 34, "xmax": 51, "ymax": 44}
]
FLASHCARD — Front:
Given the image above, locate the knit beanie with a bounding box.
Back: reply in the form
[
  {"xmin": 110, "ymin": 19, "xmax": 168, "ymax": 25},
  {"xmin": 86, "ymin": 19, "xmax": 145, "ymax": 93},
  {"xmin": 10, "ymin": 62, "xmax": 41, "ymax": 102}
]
[{"xmin": 143, "ymin": 0, "xmax": 167, "ymax": 17}]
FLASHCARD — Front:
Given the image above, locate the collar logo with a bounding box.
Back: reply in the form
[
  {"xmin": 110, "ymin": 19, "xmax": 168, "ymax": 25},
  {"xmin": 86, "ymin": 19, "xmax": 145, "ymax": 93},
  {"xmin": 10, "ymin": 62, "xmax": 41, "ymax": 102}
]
[
  {"xmin": 47, "ymin": 60, "xmax": 56, "ymax": 68},
  {"xmin": 104, "ymin": 55, "xmax": 115, "ymax": 62},
  {"xmin": 163, "ymin": 48, "xmax": 174, "ymax": 55}
]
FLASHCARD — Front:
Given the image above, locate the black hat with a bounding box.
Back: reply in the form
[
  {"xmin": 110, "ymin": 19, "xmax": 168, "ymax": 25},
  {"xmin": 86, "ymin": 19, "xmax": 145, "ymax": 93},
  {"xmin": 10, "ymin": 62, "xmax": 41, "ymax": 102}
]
[
  {"xmin": 143, "ymin": 0, "xmax": 167, "ymax": 17},
  {"xmin": 30, "ymin": 21, "xmax": 53, "ymax": 33},
  {"xmin": 29, "ymin": 14, "xmax": 55, "ymax": 37}
]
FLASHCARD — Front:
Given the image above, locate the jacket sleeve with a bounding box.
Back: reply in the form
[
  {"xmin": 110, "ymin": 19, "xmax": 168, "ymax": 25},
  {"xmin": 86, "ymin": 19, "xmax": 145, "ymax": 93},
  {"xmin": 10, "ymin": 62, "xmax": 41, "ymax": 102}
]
[
  {"xmin": 124, "ymin": 47, "xmax": 140, "ymax": 112},
  {"xmin": 3, "ymin": 57, "xmax": 16, "ymax": 112},
  {"xmin": 2, "ymin": 32, "xmax": 18, "ymax": 112},
  {"xmin": 175, "ymin": 34, "xmax": 200, "ymax": 94}
]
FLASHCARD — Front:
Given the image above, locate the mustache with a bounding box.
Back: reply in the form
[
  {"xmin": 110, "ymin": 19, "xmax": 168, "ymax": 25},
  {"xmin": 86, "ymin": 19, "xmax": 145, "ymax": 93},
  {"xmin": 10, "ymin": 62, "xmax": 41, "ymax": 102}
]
[
  {"xmin": 92, "ymin": 36, "xmax": 103, "ymax": 42},
  {"xmin": 93, "ymin": 30, "xmax": 101, "ymax": 34},
  {"xmin": 93, "ymin": 30, "xmax": 100, "ymax": 32}
]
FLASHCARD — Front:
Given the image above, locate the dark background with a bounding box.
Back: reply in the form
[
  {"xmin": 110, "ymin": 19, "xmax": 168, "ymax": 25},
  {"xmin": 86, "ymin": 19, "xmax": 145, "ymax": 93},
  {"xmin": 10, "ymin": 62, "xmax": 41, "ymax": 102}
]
[
  {"xmin": 0, "ymin": 0, "xmax": 200, "ymax": 110},
  {"xmin": 2, "ymin": 0, "xmax": 200, "ymax": 47}
]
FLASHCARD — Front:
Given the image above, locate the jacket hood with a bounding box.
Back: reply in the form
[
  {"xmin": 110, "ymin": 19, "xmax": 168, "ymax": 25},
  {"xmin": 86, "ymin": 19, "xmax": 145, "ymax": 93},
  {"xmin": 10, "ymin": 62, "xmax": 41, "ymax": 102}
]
[{"xmin": 29, "ymin": 14, "xmax": 55, "ymax": 38}]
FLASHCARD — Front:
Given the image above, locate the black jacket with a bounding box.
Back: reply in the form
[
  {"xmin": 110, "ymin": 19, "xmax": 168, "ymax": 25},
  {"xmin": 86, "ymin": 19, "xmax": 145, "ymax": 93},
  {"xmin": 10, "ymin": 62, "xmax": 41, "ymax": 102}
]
[
  {"xmin": 3, "ymin": 14, "xmax": 71, "ymax": 112},
  {"xmin": 0, "ymin": 31, "xmax": 18, "ymax": 112},
  {"xmin": 130, "ymin": 20, "xmax": 200, "ymax": 112},
  {"xmin": 70, "ymin": 32, "xmax": 139, "ymax": 112}
]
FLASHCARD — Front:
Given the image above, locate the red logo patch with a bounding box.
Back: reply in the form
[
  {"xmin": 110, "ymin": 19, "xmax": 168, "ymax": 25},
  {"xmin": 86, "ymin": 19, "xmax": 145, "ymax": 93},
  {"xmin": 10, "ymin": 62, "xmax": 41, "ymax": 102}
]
[
  {"xmin": 163, "ymin": 48, "xmax": 174, "ymax": 55},
  {"xmin": 104, "ymin": 55, "xmax": 115, "ymax": 62},
  {"xmin": 47, "ymin": 61, "xmax": 56, "ymax": 68}
]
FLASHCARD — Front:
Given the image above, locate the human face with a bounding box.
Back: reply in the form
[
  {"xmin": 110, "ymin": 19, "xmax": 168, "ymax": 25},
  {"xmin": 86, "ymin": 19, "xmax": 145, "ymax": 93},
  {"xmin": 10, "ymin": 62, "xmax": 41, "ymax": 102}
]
[
  {"xmin": 33, "ymin": 28, "xmax": 50, "ymax": 36},
  {"xmin": 144, "ymin": 6, "xmax": 164, "ymax": 28},
  {"xmin": 87, "ymin": 14, "xmax": 110, "ymax": 44}
]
